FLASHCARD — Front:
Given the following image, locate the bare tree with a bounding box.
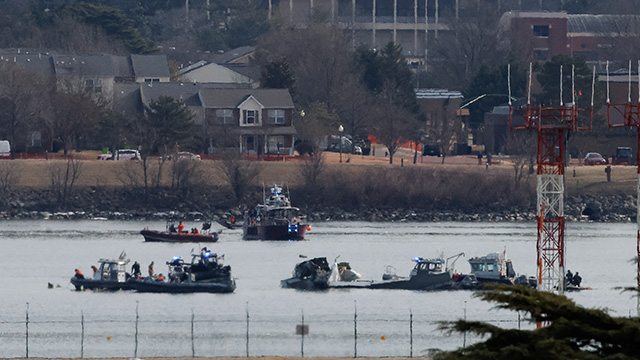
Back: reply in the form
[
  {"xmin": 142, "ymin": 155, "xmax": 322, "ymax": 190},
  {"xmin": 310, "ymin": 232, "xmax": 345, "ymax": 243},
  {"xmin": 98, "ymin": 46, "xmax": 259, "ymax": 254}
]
[
  {"xmin": 170, "ymin": 159, "xmax": 204, "ymax": 192},
  {"xmin": 256, "ymin": 18, "xmax": 360, "ymax": 112},
  {"xmin": 0, "ymin": 63, "xmax": 46, "ymax": 157},
  {"xmin": 48, "ymin": 156, "xmax": 83, "ymax": 209},
  {"xmin": 0, "ymin": 161, "xmax": 18, "ymax": 193},
  {"xmin": 429, "ymin": 4, "xmax": 506, "ymax": 90},
  {"xmin": 296, "ymin": 102, "xmax": 339, "ymax": 152},
  {"xmin": 41, "ymin": 77, "xmax": 107, "ymax": 154},
  {"xmin": 215, "ymin": 154, "xmax": 263, "ymax": 203},
  {"xmin": 298, "ymin": 150, "xmax": 325, "ymax": 191},
  {"xmin": 369, "ymin": 101, "xmax": 417, "ymax": 165},
  {"xmin": 424, "ymin": 98, "xmax": 461, "ymax": 164},
  {"xmin": 502, "ymin": 131, "xmax": 537, "ymax": 189}
]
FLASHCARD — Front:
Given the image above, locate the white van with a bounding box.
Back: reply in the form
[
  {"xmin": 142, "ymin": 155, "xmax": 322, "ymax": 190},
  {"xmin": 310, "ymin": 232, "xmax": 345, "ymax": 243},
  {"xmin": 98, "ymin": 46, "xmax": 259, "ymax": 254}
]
[
  {"xmin": 0, "ymin": 140, "xmax": 10, "ymax": 158},
  {"xmin": 113, "ymin": 149, "xmax": 140, "ymax": 160}
]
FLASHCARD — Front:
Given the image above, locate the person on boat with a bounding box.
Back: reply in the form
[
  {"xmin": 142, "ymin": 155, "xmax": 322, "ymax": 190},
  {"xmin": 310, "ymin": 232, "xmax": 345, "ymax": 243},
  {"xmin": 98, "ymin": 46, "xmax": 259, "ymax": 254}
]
[
  {"xmin": 169, "ymin": 223, "xmax": 177, "ymax": 232},
  {"xmin": 91, "ymin": 265, "xmax": 98, "ymax": 275},
  {"xmin": 131, "ymin": 261, "xmax": 141, "ymax": 278},
  {"xmin": 572, "ymin": 272, "xmax": 582, "ymax": 287},
  {"xmin": 148, "ymin": 261, "xmax": 155, "ymax": 277},
  {"xmin": 74, "ymin": 269, "xmax": 85, "ymax": 279},
  {"xmin": 178, "ymin": 221, "xmax": 185, "ymax": 233},
  {"xmin": 191, "ymin": 227, "xmax": 199, "ymax": 234},
  {"xmin": 156, "ymin": 274, "xmax": 165, "ymax": 281},
  {"xmin": 566, "ymin": 270, "xmax": 574, "ymax": 286}
]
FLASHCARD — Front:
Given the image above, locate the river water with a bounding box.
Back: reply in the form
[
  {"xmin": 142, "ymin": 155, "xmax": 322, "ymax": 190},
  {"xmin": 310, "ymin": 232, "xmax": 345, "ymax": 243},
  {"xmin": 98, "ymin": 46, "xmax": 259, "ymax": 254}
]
[{"xmin": 0, "ymin": 220, "xmax": 636, "ymax": 358}]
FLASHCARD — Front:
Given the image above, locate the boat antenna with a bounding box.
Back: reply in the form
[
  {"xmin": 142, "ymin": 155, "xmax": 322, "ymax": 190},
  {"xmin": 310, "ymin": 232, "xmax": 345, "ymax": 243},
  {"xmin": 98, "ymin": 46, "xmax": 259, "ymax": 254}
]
[{"xmin": 334, "ymin": 255, "xmax": 341, "ymax": 263}]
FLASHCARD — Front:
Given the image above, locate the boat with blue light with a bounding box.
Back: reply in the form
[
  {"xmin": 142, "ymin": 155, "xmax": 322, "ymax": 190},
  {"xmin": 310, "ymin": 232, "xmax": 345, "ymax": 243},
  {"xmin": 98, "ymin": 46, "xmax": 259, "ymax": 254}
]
[
  {"xmin": 128, "ymin": 249, "xmax": 236, "ymax": 293},
  {"xmin": 243, "ymin": 184, "xmax": 309, "ymax": 240}
]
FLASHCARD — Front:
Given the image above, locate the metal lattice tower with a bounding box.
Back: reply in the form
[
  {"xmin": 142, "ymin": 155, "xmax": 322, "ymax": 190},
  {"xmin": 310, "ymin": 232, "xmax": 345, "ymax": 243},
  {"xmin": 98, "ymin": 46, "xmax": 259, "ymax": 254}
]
[
  {"xmin": 509, "ymin": 64, "xmax": 594, "ymax": 294},
  {"xmin": 606, "ymin": 61, "xmax": 640, "ymax": 309}
]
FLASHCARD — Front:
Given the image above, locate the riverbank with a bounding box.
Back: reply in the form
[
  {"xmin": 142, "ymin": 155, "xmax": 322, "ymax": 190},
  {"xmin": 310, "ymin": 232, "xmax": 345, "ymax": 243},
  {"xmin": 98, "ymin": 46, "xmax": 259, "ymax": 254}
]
[{"xmin": 0, "ymin": 156, "xmax": 635, "ymax": 222}]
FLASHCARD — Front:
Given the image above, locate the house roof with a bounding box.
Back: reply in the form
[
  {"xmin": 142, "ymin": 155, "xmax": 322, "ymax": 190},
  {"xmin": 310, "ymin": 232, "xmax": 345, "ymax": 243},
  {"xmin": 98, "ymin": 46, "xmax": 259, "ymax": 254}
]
[
  {"xmin": 0, "ymin": 53, "xmax": 54, "ymax": 75},
  {"xmin": 199, "ymin": 88, "xmax": 294, "ymax": 108},
  {"xmin": 179, "ymin": 62, "xmax": 255, "ymax": 84},
  {"xmin": 140, "ymin": 82, "xmax": 205, "ymax": 107},
  {"xmin": 131, "ymin": 54, "xmax": 170, "ymax": 78},
  {"xmin": 51, "ymin": 54, "xmax": 130, "ymax": 77},
  {"xmin": 568, "ymin": 14, "xmax": 640, "ymax": 36},
  {"xmin": 415, "ymin": 88, "xmax": 463, "ymax": 99},
  {"xmin": 210, "ymin": 46, "xmax": 255, "ymax": 64}
]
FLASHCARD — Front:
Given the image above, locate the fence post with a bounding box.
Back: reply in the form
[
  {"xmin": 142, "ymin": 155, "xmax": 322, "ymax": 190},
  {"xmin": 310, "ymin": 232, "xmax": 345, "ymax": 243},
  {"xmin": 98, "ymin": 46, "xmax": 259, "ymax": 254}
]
[
  {"xmin": 409, "ymin": 310, "xmax": 413, "ymax": 358},
  {"xmin": 191, "ymin": 309, "xmax": 195, "ymax": 358},
  {"xmin": 246, "ymin": 302, "xmax": 250, "ymax": 357},
  {"xmin": 463, "ymin": 301, "xmax": 467, "ymax": 348},
  {"xmin": 25, "ymin": 302, "xmax": 29, "ymax": 359},
  {"xmin": 354, "ymin": 300, "xmax": 357, "ymax": 358},
  {"xmin": 81, "ymin": 311, "xmax": 84, "ymax": 358},
  {"xmin": 134, "ymin": 301, "xmax": 139, "ymax": 358},
  {"xmin": 301, "ymin": 310, "xmax": 305, "ymax": 358}
]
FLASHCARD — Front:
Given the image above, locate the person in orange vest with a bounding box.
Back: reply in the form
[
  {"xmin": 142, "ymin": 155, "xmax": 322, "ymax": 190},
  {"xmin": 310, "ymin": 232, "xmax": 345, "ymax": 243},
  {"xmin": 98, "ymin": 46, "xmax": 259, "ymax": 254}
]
[
  {"xmin": 178, "ymin": 221, "xmax": 185, "ymax": 233},
  {"xmin": 157, "ymin": 274, "xmax": 165, "ymax": 281},
  {"xmin": 74, "ymin": 269, "xmax": 85, "ymax": 279}
]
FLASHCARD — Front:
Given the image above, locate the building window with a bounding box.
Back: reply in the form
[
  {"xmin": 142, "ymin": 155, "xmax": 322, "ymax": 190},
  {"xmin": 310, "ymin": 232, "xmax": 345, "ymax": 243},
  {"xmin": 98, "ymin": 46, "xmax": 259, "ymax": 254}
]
[
  {"xmin": 268, "ymin": 110, "xmax": 285, "ymax": 124},
  {"xmin": 243, "ymin": 110, "xmax": 258, "ymax": 125},
  {"xmin": 144, "ymin": 78, "xmax": 160, "ymax": 83},
  {"xmin": 84, "ymin": 79, "xmax": 103, "ymax": 93},
  {"xmin": 216, "ymin": 109, "xmax": 233, "ymax": 124},
  {"xmin": 533, "ymin": 25, "xmax": 550, "ymax": 37}
]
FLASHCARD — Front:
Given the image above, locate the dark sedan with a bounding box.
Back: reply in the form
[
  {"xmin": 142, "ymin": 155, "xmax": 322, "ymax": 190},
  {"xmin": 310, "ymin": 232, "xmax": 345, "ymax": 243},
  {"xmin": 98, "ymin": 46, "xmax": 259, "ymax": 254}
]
[{"xmin": 584, "ymin": 152, "xmax": 607, "ymax": 165}]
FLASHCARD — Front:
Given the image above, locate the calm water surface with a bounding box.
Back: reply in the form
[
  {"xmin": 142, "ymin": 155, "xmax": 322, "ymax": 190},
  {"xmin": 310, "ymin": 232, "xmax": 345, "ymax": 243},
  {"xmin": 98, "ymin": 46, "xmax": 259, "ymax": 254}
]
[{"xmin": 0, "ymin": 220, "xmax": 636, "ymax": 357}]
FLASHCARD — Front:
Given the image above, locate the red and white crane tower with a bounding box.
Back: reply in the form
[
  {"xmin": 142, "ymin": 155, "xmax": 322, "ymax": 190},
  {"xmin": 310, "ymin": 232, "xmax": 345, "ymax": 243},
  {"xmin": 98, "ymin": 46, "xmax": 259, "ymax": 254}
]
[
  {"xmin": 509, "ymin": 63, "xmax": 595, "ymax": 294},
  {"xmin": 606, "ymin": 60, "xmax": 640, "ymax": 303}
]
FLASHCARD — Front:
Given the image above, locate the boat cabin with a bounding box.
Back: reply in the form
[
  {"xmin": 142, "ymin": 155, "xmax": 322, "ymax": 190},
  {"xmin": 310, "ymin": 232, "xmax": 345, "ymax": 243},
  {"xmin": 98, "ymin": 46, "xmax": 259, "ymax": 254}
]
[
  {"xmin": 264, "ymin": 184, "xmax": 291, "ymax": 207},
  {"xmin": 94, "ymin": 258, "xmax": 130, "ymax": 283},
  {"xmin": 468, "ymin": 253, "xmax": 515, "ymax": 280},
  {"xmin": 410, "ymin": 257, "xmax": 446, "ymax": 276}
]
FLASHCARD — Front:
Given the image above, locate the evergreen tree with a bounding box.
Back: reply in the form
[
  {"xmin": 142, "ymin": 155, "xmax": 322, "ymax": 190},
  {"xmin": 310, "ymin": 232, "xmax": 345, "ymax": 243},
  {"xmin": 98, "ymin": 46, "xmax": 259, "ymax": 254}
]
[
  {"xmin": 261, "ymin": 58, "xmax": 296, "ymax": 91},
  {"xmin": 435, "ymin": 285, "xmax": 640, "ymax": 360},
  {"xmin": 141, "ymin": 96, "xmax": 195, "ymax": 155},
  {"xmin": 464, "ymin": 63, "xmax": 527, "ymax": 131}
]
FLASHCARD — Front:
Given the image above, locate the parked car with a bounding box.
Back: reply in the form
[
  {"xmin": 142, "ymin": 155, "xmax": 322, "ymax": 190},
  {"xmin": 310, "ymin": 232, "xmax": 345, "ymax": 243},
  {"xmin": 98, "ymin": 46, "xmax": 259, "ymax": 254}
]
[
  {"xmin": 422, "ymin": 144, "xmax": 441, "ymax": 157},
  {"xmin": 163, "ymin": 151, "xmax": 201, "ymax": 161},
  {"xmin": 97, "ymin": 153, "xmax": 112, "ymax": 160},
  {"xmin": 113, "ymin": 149, "xmax": 141, "ymax": 160},
  {"xmin": 611, "ymin": 147, "xmax": 633, "ymax": 165},
  {"xmin": 0, "ymin": 140, "xmax": 10, "ymax": 158},
  {"xmin": 584, "ymin": 152, "xmax": 607, "ymax": 166}
]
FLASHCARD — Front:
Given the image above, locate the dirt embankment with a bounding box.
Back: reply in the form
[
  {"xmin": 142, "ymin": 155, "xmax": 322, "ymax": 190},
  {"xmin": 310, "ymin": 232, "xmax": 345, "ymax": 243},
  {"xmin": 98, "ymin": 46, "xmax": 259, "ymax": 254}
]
[{"xmin": 0, "ymin": 152, "xmax": 635, "ymax": 222}]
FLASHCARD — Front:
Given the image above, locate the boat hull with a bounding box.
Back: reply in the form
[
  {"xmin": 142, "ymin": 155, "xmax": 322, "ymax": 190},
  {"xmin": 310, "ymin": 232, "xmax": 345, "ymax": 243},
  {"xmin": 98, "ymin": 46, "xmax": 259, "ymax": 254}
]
[
  {"xmin": 140, "ymin": 230, "xmax": 218, "ymax": 243},
  {"xmin": 129, "ymin": 278, "xmax": 236, "ymax": 293},
  {"xmin": 368, "ymin": 272, "xmax": 453, "ymax": 290},
  {"xmin": 70, "ymin": 277, "xmax": 132, "ymax": 291},
  {"xmin": 243, "ymin": 223, "xmax": 307, "ymax": 241}
]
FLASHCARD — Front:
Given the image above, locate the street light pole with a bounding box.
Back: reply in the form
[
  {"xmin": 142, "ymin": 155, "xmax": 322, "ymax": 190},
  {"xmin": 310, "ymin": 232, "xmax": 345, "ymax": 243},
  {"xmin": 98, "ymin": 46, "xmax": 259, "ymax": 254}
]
[{"xmin": 338, "ymin": 125, "xmax": 344, "ymax": 163}]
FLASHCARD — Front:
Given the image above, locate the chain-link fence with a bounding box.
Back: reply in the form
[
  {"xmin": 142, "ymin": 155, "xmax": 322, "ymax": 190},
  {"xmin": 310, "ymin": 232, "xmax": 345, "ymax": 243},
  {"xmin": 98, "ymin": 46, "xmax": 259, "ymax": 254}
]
[{"xmin": 1, "ymin": 304, "xmax": 530, "ymax": 359}]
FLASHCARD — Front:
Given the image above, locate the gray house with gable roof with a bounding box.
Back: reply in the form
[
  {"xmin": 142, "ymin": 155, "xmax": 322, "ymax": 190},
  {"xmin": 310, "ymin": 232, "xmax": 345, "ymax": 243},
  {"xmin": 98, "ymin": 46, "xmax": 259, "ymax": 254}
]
[{"xmin": 136, "ymin": 84, "xmax": 297, "ymax": 155}]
